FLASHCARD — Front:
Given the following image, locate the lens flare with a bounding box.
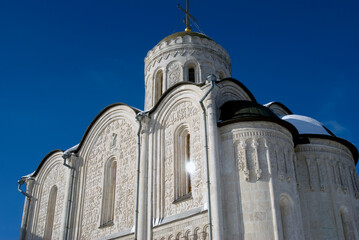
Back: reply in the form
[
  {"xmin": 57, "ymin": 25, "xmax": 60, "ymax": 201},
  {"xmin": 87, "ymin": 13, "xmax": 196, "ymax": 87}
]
[{"xmin": 186, "ymin": 161, "xmax": 196, "ymax": 174}]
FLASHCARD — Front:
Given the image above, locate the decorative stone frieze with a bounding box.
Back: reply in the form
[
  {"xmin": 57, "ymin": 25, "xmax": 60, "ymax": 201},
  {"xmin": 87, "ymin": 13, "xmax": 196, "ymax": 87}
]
[{"xmin": 152, "ymin": 213, "xmax": 208, "ymax": 240}]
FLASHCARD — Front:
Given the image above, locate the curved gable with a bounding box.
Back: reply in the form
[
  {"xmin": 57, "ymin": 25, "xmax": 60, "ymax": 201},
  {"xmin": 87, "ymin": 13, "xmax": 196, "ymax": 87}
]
[
  {"xmin": 75, "ymin": 103, "xmax": 140, "ymax": 156},
  {"xmin": 29, "ymin": 151, "xmax": 67, "ymax": 239},
  {"xmin": 31, "ymin": 150, "xmax": 63, "ymax": 178},
  {"xmin": 75, "ymin": 103, "xmax": 139, "ymax": 238},
  {"xmin": 148, "ymin": 84, "xmax": 205, "ymax": 220},
  {"xmin": 216, "ymin": 78, "xmax": 257, "ymax": 104},
  {"xmin": 149, "ymin": 81, "xmax": 204, "ymax": 114}
]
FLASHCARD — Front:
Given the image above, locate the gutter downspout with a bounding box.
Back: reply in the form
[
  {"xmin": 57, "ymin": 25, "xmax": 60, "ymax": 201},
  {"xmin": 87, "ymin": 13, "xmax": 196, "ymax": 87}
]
[
  {"xmin": 135, "ymin": 111, "xmax": 147, "ymax": 240},
  {"xmin": 199, "ymin": 74, "xmax": 217, "ymax": 240},
  {"xmin": 18, "ymin": 178, "xmax": 32, "ymax": 240},
  {"xmin": 62, "ymin": 149, "xmax": 77, "ymax": 240}
]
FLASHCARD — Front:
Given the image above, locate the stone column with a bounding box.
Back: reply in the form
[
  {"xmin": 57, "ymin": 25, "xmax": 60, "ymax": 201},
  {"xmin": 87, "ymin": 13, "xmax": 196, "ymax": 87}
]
[
  {"xmin": 204, "ymin": 89, "xmax": 223, "ymax": 239},
  {"xmin": 146, "ymin": 121, "xmax": 154, "ymax": 239},
  {"xmin": 61, "ymin": 154, "xmax": 77, "ymax": 240},
  {"xmin": 138, "ymin": 115, "xmax": 150, "ymax": 239},
  {"xmin": 19, "ymin": 178, "xmax": 34, "ymax": 240}
]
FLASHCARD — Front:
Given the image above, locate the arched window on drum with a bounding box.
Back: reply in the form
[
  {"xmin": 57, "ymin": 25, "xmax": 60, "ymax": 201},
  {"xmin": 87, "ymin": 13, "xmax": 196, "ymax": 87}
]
[
  {"xmin": 187, "ymin": 63, "xmax": 197, "ymax": 83},
  {"xmin": 155, "ymin": 70, "xmax": 164, "ymax": 103}
]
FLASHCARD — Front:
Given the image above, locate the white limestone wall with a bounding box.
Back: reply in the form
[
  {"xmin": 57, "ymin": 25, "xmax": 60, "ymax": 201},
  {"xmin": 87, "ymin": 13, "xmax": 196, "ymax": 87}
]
[
  {"xmin": 73, "ymin": 105, "xmax": 138, "ymax": 240},
  {"xmin": 144, "ymin": 33, "xmax": 231, "ymax": 110},
  {"xmin": 295, "ymin": 138, "xmax": 359, "ymax": 239},
  {"xmin": 219, "ymin": 121, "xmax": 304, "ymax": 240},
  {"xmin": 26, "ymin": 151, "xmax": 69, "ymax": 240},
  {"xmin": 148, "ymin": 85, "xmax": 209, "ymax": 239}
]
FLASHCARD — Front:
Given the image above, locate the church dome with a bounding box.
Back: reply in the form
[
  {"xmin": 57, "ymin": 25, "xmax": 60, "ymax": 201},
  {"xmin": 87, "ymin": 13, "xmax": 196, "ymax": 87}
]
[
  {"xmin": 281, "ymin": 114, "xmax": 335, "ymax": 136},
  {"xmin": 158, "ymin": 31, "xmax": 213, "ymax": 43},
  {"xmin": 219, "ymin": 101, "xmax": 279, "ymax": 121},
  {"xmin": 144, "ymin": 31, "xmax": 231, "ymax": 110},
  {"xmin": 282, "ymin": 114, "xmax": 358, "ymax": 161}
]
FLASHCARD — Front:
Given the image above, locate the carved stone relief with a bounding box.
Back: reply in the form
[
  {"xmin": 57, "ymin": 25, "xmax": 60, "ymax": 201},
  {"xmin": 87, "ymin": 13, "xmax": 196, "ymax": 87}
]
[
  {"xmin": 80, "ymin": 119, "xmax": 137, "ymax": 239},
  {"xmin": 159, "ymin": 101, "xmax": 203, "ymax": 218},
  {"xmin": 167, "ymin": 62, "xmax": 181, "ymax": 87},
  {"xmin": 232, "ymin": 127, "xmax": 293, "ymax": 183}
]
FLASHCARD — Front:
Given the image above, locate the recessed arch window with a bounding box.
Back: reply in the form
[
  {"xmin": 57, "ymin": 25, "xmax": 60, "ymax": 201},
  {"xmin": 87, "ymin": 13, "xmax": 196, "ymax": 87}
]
[
  {"xmin": 174, "ymin": 126, "xmax": 192, "ymax": 202},
  {"xmin": 340, "ymin": 207, "xmax": 355, "ymax": 239},
  {"xmin": 187, "ymin": 63, "xmax": 197, "ymax": 83},
  {"xmin": 44, "ymin": 185, "xmax": 57, "ymax": 239},
  {"xmin": 155, "ymin": 70, "xmax": 163, "ymax": 103},
  {"xmin": 100, "ymin": 158, "xmax": 117, "ymax": 227},
  {"xmin": 279, "ymin": 195, "xmax": 294, "ymax": 240}
]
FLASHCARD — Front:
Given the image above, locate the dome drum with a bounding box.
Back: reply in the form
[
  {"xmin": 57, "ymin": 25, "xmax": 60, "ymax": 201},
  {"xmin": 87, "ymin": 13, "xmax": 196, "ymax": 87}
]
[{"xmin": 144, "ymin": 32, "xmax": 231, "ymax": 110}]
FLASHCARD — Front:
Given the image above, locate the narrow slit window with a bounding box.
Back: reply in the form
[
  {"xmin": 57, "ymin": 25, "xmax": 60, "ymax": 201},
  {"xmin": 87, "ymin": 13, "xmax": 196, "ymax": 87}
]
[
  {"xmin": 100, "ymin": 159, "xmax": 117, "ymax": 227},
  {"xmin": 186, "ymin": 134, "xmax": 192, "ymax": 193},
  {"xmin": 174, "ymin": 127, "xmax": 193, "ymax": 203},
  {"xmin": 155, "ymin": 71, "xmax": 163, "ymax": 103},
  {"xmin": 279, "ymin": 195, "xmax": 294, "ymax": 240},
  {"xmin": 188, "ymin": 68, "xmax": 195, "ymax": 83},
  {"xmin": 44, "ymin": 185, "xmax": 57, "ymax": 239}
]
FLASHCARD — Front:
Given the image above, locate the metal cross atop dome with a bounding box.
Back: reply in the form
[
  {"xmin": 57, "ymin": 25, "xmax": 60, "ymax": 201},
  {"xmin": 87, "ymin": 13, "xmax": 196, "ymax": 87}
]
[{"xmin": 177, "ymin": 0, "xmax": 198, "ymax": 32}]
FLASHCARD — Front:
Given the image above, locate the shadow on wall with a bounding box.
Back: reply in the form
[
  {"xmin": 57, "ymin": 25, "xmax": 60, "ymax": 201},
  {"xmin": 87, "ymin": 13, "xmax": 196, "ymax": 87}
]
[{"xmin": 20, "ymin": 228, "xmax": 43, "ymax": 240}]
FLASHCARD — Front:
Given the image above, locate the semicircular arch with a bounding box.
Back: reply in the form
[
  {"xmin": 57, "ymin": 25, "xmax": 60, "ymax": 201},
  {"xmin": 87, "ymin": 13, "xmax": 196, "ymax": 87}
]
[{"xmin": 77, "ymin": 103, "xmax": 139, "ymax": 160}]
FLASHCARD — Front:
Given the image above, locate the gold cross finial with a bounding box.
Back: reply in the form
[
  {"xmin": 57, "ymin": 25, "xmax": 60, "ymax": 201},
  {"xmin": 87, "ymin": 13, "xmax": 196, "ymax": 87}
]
[{"xmin": 177, "ymin": 0, "xmax": 198, "ymax": 32}]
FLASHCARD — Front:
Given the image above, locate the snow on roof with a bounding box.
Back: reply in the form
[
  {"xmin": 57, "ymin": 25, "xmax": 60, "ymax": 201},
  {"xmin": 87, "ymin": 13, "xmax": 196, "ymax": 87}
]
[
  {"xmin": 21, "ymin": 171, "xmax": 35, "ymax": 179},
  {"xmin": 63, "ymin": 144, "xmax": 79, "ymax": 155},
  {"xmin": 263, "ymin": 102, "xmax": 275, "ymax": 107},
  {"xmin": 281, "ymin": 114, "xmax": 332, "ymax": 136}
]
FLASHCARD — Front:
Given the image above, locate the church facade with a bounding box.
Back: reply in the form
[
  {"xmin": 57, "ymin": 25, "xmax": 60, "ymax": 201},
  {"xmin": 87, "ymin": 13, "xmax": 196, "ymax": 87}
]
[{"xmin": 19, "ymin": 30, "xmax": 359, "ymax": 240}]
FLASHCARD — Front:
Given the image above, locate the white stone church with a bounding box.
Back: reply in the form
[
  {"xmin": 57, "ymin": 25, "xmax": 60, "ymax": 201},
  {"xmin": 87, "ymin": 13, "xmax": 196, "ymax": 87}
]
[{"xmin": 19, "ymin": 27, "xmax": 359, "ymax": 239}]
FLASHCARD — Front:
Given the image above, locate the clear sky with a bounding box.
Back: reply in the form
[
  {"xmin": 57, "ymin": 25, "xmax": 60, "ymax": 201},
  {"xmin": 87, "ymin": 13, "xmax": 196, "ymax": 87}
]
[{"xmin": 1, "ymin": 0, "xmax": 358, "ymax": 238}]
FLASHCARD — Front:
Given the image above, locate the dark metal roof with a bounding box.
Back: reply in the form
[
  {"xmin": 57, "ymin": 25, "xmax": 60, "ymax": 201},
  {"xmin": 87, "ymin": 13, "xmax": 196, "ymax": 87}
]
[
  {"xmin": 219, "ymin": 100, "xmax": 279, "ymax": 121},
  {"xmin": 218, "ymin": 78, "xmax": 257, "ymax": 103},
  {"xmin": 265, "ymin": 101, "xmax": 293, "ymax": 115}
]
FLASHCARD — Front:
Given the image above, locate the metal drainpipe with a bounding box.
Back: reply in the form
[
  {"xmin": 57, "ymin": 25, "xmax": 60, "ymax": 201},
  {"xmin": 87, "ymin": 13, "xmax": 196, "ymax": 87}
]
[
  {"xmin": 18, "ymin": 178, "xmax": 32, "ymax": 240},
  {"xmin": 63, "ymin": 152, "xmax": 76, "ymax": 240},
  {"xmin": 134, "ymin": 112, "xmax": 145, "ymax": 240},
  {"xmin": 199, "ymin": 74, "xmax": 217, "ymax": 240}
]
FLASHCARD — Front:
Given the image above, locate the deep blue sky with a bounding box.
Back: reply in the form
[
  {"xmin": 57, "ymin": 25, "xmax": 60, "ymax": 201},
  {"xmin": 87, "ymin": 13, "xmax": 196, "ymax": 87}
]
[{"xmin": 1, "ymin": 0, "xmax": 358, "ymax": 238}]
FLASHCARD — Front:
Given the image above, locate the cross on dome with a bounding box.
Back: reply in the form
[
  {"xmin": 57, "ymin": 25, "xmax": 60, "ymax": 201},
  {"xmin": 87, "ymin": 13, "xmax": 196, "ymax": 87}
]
[{"xmin": 177, "ymin": 0, "xmax": 198, "ymax": 32}]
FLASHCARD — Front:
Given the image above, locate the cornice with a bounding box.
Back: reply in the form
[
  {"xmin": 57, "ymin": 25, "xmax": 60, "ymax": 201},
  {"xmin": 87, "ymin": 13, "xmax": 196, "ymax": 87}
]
[
  {"xmin": 295, "ymin": 144, "xmax": 353, "ymax": 161},
  {"xmin": 145, "ymin": 46, "xmax": 231, "ymax": 73}
]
